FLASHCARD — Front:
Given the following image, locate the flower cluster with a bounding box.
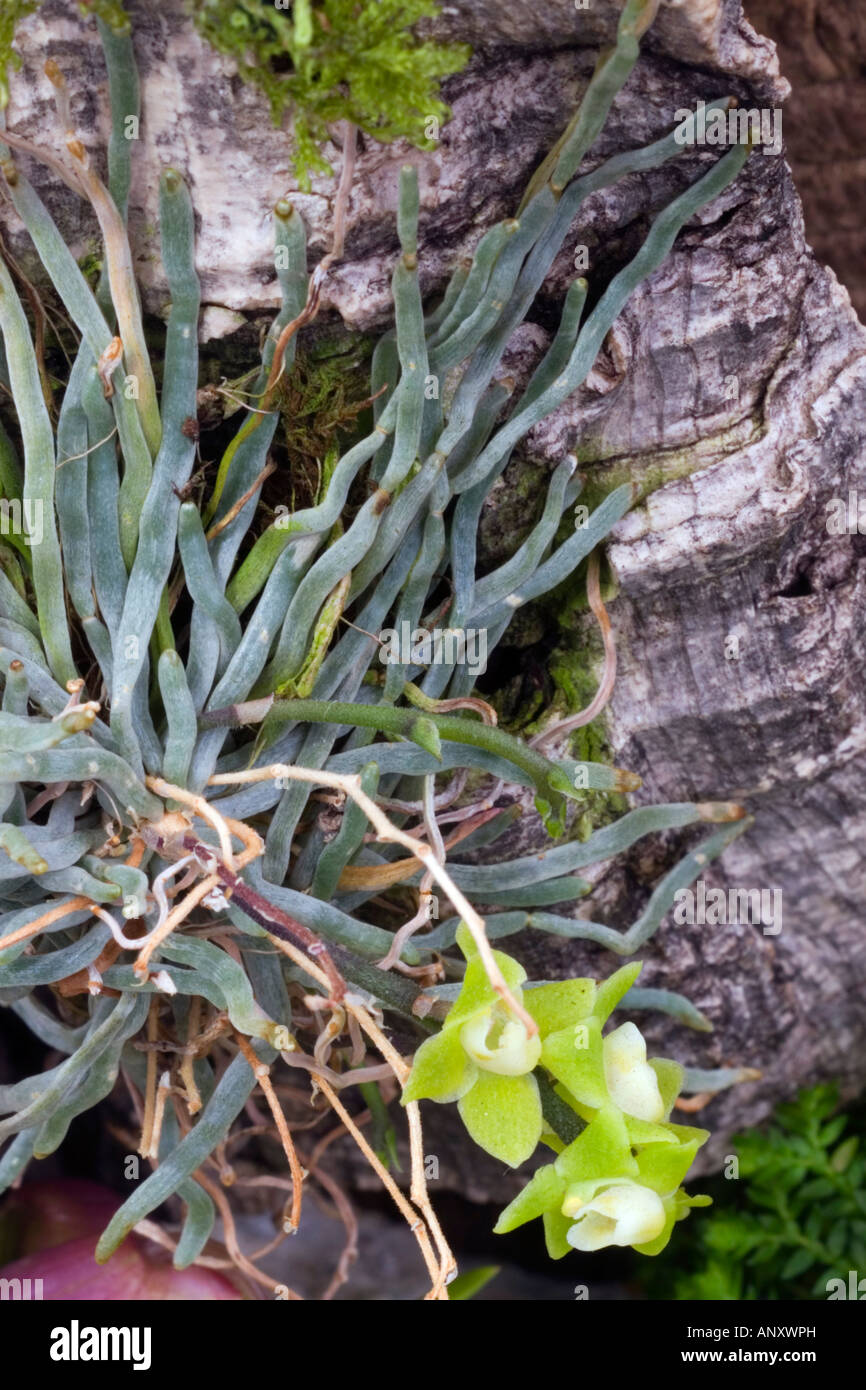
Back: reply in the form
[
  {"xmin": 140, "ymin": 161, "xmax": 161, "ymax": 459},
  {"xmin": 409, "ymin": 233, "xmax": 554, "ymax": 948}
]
[{"xmin": 403, "ymin": 928, "xmax": 710, "ymax": 1255}]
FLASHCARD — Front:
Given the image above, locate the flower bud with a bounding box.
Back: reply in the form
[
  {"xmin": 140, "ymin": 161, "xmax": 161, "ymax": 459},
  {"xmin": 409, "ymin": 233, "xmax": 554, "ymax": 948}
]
[{"xmin": 603, "ymin": 1021, "xmax": 664, "ymax": 1122}]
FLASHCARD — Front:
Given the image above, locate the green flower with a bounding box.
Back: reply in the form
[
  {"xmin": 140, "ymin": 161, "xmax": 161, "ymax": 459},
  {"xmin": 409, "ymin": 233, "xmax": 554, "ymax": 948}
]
[
  {"xmin": 402, "ymin": 937, "xmax": 544, "ymax": 1166},
  {"xmin": 532, "ymin": 964, "xmax": 696, "ymax": 1136},
  {"xmin": 402, "ymin": 935, "xmax": 645, "ymax": 1167},
  {"xmin": 494, "ymin": 1101, "xmax": 711, "ymax": 1257}
]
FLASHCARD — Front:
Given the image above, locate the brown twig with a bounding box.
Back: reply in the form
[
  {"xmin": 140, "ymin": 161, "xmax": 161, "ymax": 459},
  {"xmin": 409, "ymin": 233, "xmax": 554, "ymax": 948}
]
[
  {"xmin": 205, "ymin": 458, "xmax": 276, "ymax": 542},
  {"xmin": 234, "ymin": 1032, "xmax": 305, "ymax": 1235},
  {"xmin": 530, "ymin": 548, "xmax": 617, "ymax": 751}
]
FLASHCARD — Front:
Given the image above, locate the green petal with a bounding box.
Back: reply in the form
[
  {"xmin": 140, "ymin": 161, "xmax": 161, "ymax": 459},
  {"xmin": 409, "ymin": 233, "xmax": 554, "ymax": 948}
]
[
  {"xmin": 593, "ymin": 961, "xmax": 642, "ymax": 1024},
  {"xmin": 636, "ymin": 1136, "xmax": 705, "ymax": 1195},
  {"xmin": 494, "ymin": 1162, "xmax": 564, "ymax": 1233},
  {"xmin": 458, "ymin": 1070, "xmax": 542, "ymax": 1167},
  {"xmin": 525, "ymin": 979, "xmax": 596, "ymax": 1037},
  {"xmin": 402, "ymin": 1028, "xmax": 477, "ymax": 1104},
  {"xmin": 649, "ymin": 1057, "xmax": 685, "ymax": 1116},
  {"xmin": 456, "ymin": 922, "xmax": 476, "ymax": 960},
  {"xmin": 625, "ymin": 1115, "xmax": 679, "ymax": 1145},
  {"xmin": 663, "ymin": 1120, "xmax": 711, "ymax": 1146},
  {"xmin": 447, "ymin": 952, "xmax": 527, "ymax": 1027},
  {"xmin": 554, "ymin": 1105, "xmax": 638, "ymax": 1186},
  {"xmin": 543, "ymin": 1206, "xmax": 574, "ymax": 1260},
  {"xmin": 541, "ymin": 1017, "xmax": 607, "ymax": 1108}
]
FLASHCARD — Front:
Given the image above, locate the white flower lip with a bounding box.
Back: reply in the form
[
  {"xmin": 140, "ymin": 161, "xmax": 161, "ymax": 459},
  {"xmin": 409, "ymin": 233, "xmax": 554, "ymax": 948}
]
[
  {"xmin": 460, "ymin": 1009, "xmax": 542, "ymax": 1076},
  {"xmin": 565, "ymin": 1181, "xmax": 666, "ymax": 1251},
  {"xmin": 602, "ymin": 1021, "xmax": 665, "ymax": 1122}
]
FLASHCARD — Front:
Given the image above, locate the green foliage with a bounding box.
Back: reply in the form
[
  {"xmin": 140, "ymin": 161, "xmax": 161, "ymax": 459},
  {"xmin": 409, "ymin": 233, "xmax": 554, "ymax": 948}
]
[
  {"xmin": 192, "ymin": 0, "xmax": 471, "ymax": 189},
  {"xmin": 0, "ymin": 0, "xmax": 756, "ymax": 1284},
  {"xmin": 639, "ymin": 1084, "xmax": 866, "ymax": 1299}
]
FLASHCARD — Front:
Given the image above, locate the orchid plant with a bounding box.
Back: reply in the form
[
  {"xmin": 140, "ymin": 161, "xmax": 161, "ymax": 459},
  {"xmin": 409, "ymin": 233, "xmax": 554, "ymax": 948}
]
[
  {"xmin": 0, "ymin": 0, "xmax": 758, "ymax": 1297},
  {"xmin": 404, "ymin": 929, "xmax": 710, "ymax": 1256}
]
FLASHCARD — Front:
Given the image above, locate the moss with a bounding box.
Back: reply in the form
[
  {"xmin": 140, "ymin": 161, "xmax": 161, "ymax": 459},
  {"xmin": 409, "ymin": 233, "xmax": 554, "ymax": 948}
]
[
  {"xmin": 76, "ymin": 243, "xmax": 104, "ymax": 290},
  {"xmin": 477, "ymin": 456, "xmax": 547, "ymax": 570},
  {"xmin": 268, "ymin": 332, "xmax": 376, "ymax": 512},
  {"xmin": 0, "ymin": 1, "xmax": 39, "ymax": 109},
  {"xmin": 547, "ymin": 642, "xmax": 629, "ymax": 838},
  {"xmin": 78, "ymin": 0, "xmax": 129, "ymax": 32},
  {"xmin": 481, "ymin": 565, "xmax": 626, "ymax": 839},
  {"xmin": 530, "ymin": 604, "xmax": 628, "ymax": 839},
  {"xmin": 512, "ymin": 428, "xmax": 764, "ymax": 832},
  {"xmin": 192, "ymin": 0, "xmax": 471, "ymax": 191},
  {"xmin": 575, "ymin": 416, "xmax": 765, "ymax": 516}
]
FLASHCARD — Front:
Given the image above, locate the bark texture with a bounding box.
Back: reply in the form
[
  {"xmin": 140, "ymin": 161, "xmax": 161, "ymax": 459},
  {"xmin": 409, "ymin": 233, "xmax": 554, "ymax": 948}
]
[{"xmin": 2, "ymin": 0, "xmax": 864, "ymax": 1193}]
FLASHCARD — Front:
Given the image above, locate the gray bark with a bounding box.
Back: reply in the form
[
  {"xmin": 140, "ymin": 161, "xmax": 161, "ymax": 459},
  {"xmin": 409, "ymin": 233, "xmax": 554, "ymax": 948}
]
[{"xmin": 2, "ymin": 0, "xmax": 864, "ymax": 1193}]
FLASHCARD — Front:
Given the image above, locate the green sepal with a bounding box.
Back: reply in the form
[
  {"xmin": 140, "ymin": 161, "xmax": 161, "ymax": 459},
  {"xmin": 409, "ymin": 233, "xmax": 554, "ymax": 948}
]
[
  {"xmin": 625, "ymin": 1115, "xmax": 680, "ymax": 1146},
  {"xmin": 526, "ymin": 979, "xmax": 596, "ymax": 1037},
  {"xmin": 542, "ymin": 1206, "xmax": 574, "ymax": 1260},
  {"xmin": 457, "ymin": 1070, "xmax": 542, "ymax": 1167},
  {"xmin": 649, "ymin": 1057, "xmax": 685, "ymax": 1117},
  {"xmin": 540, "ymin": 1127, "xmax": 566, "ymax": 1155},
  {"xmin": 447, "ymin": 952, "xmax": 527, "ymax": 1028},
  {"xmin": 631, "ymin": 1195, "xmax": 678, "ymax": 1257},
  {"xmin": 662, "ymin": 1120, "xmax": 710, "ymax": 1147},
  {"xmin": 593, "ymin": 961, "xmax": 642, "ymax": 1024},
  {"xmin": 494, "ymin": 1160, "xmax": 564, "ymax": 1234},
  {"xmin": 635, "ymin": 1136, "xmax": 706, "ymax": 1195},
  {"xmin": 540, "ymin": 1016, "xmax": 606, "ymax": 1108},
  {"xmin": 553, "ymin": 1083, "xmax": 596, "ymax": 1125},
  {"xmin": 554, "ymin": 1105, "xmax": 637, "ymax": 1186},
  {"xmin": 401, "ymin": 1027, "xmax": 477, "ymax": 1105},
  {"xmin": 446, "ymin": 1265, "xmax": 500, "ymax": 1300},
  {"xmin": 679, "ymin": 1192, "xmax": 712, "ymax": 1210},
  {"xmin": 455, "ymin": 922, "xmax": 476, "ymax": 960}
]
